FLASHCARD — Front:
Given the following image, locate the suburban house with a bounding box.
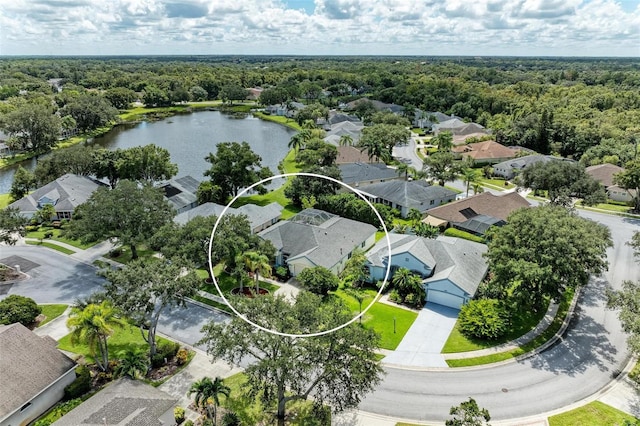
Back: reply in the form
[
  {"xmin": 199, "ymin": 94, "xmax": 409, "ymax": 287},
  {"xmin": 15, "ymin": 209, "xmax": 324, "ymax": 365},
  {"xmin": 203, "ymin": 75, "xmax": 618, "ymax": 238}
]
[
  {"xmin": 323, "ymin": 120, "xmax": 364, "ymax": 146},
  {"xmin": 258, "ymin": 208, "xmax": 377, "ymax": 277},
  {"xmin": 366, "ymin": 234, "xmax": 488, "ymax": 309},
  {"xmin": 264, "ymin": 102, "xmax": 305, "ymax": 118},
  {"xmin": 586, "ymin": 163, "xmax": 634, "ymax": 203},
  {"xmin": 159, "ymin": 175, "xmax": 200, "ymax": 213},
  {"xmin": 412, "ymin": 111, "xmax": 457, "ymax": 130},
  {"xmin": 345, "ymin": 98, "xmax": 404, "ymax": 114},
  {"xmin": 338, "ymin": 162, "xmax": 400, "ymax": 188},
  {"xmin": 336, "ymin": 146, "xmax": 376, "ymax": 165},
  {"xmin": 492, "ymin": 154, "xmax": 568, "ymax": 180},
  {"xmin": 356, "ymin": 180, "xmax": 457, "ymax": 218},
  {"xmin": 174, "ymin": 201, "xmax": 283, "ymax": 233},
  {"xmin": 319, "ymin": 112, "xmax": 362, "ymax": 130},
  {"xmin": 451, "ymin": 140, "xmax": 520, "ymax": 165},
  {"xmin": 52, "ymin": 379, "xmax": 177, "ymax": 426},
  {"xmin": 0, "ymin": 323, "xmax": 76, "ymax": 426},
  {"xmin": 432, "ymin": 119, "xmax": 489, "ymax": 137},
  {"xmin": 7, "ymin": 173, "xmax": 105, "ymax": 220},
  {"xmin": 424, "ymin": 192, "xmax": 531, "ymax": 236},
  {"xmin": 246, "ymin": 87, "xmax": 263, "ymax": 100}
]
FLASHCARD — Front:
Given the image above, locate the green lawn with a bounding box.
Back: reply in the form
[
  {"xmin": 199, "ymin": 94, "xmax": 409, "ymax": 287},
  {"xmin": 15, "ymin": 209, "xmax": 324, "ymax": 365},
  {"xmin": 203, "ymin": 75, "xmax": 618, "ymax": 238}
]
[
  {"xmin": 38, "ymin": 304, "xmax": 68, "ymax": 327},
  {"xmin": 58, "ymin": 323, "xmax": 171, "ymax": 363},
  {"xmin": 192, "ymin": 294, "xmax": 232, "ymax": 314},
  {"xmin": 576, "ymin": 201, "xmax": 633, "ymax": 213},
  {"xmin": 0, "ymin": 193, "xmax": 10, "ymax": 209},
  {"xmin": 230, "ymin": 148, "xmax": 302, "ymax": 220},
  {"xmin": 26, "ymin": 240, "xmax": 76, "ymax": 255},
  {"xmin": 200, "ymin": 269, "xmax": 280, "ymax": 296},
  {"xmin": 442, "ymin": 300, "xmax": 548, "ymax": 353},
  {"xmin": 335, "ymin": 289, "xmax": 418, "ymax": 350},
  {"xmin": 252, "ymin": 112, "xmax": 303, "ymax": 131},
  {"xmin": 477, "ymin": 176, "xmax": 515, "ymax": 189},
  {"xmin": 446, "ymin": 289, "xmax": 574, "ymax": 367},
  {"xmin": 26, "ymin": 227, "xmax": 97, "ymax": 250},
  {"xmin": 221, "ymin": 373, "xmax": 329, "ymax": 426},
  {"xmin": 548, "ymin": 401, "xmax": 638, "ymax": 426}
]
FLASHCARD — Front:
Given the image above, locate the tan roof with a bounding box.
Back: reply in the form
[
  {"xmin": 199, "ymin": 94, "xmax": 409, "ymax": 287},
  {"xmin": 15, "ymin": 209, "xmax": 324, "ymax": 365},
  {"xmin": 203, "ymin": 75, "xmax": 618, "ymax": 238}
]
[
  {"xmin": 452, "ymin": 140, "xmax": 518, "ymax": 161},
  {"xmin": 336, "ymin": 146, "xmax": 376, "ymax": 164},
  {"xmin": 585, "ymin": 163, "xmax": 624, "ymax": 188},
  {"xmin": 452, "ymin": 133, "xmax": 492, "ymax": 146},
  {"xmin": 425, "ymin": 192, "xmax": 531, "ymax": 223},
  {"xmin": 0, "ymin": 323, "xmax": 76, "ymax": 420}
]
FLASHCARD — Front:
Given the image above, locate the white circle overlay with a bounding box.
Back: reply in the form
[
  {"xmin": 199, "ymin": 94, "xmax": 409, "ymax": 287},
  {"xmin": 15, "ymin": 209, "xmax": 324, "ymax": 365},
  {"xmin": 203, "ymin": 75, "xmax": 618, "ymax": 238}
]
[{"xmin": 208, "ymin": 172, "xmax": 392, "ymax": 338}]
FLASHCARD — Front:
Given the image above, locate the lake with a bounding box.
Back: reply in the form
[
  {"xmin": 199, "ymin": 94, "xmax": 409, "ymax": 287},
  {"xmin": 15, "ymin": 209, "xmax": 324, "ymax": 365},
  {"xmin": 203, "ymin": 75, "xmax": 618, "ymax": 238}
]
[{"xmin": 0, "ymin": 111, "xmax": 295, "ymax": 194}]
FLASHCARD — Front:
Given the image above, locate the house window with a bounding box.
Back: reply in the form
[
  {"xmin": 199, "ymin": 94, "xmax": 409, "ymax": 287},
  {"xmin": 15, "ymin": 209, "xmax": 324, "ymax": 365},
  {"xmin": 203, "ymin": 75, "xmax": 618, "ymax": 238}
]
[
  {"xmin": 430, "ymin": 200, "xmax": 434, "ymax": 205},
  {"xmin": 405, "ymin": 257, "xmax": 409, "ymax": 262},
  {"xmin": 361, "ymin": 241, "xmax": 365, "ymax": 248}
]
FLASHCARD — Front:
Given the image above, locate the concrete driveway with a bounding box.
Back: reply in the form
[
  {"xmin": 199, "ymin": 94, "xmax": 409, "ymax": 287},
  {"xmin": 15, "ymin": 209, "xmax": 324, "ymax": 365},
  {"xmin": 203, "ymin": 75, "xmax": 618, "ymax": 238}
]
[{"xmin": 382, "ymin": 303, "xmax": 459, "ymax": 368}]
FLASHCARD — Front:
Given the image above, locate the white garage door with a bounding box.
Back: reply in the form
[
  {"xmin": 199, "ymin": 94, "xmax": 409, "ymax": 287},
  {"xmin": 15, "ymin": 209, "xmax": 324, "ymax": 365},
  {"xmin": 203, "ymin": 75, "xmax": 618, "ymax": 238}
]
[{"xmin": 427, "ymin": 290, "xmax": 464, "ymax": 309}]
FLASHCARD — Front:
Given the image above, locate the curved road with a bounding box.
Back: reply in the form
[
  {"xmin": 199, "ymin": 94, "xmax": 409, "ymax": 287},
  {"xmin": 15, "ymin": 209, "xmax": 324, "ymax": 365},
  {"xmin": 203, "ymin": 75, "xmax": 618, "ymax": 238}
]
[
  {"xmin": 1, "ymin": 209, "xmax": 639, "ymax": 422},
  {"xmin": 359, "ymin": 211, "xmax": 640, "ymax": 421}
]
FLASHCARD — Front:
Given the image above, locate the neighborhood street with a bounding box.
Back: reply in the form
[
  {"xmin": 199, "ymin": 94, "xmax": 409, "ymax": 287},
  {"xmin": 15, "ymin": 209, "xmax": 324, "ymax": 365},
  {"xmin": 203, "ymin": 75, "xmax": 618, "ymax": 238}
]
[{"xmin": 1, "ymin": 207, "xmax": 639, "ymax": 422}]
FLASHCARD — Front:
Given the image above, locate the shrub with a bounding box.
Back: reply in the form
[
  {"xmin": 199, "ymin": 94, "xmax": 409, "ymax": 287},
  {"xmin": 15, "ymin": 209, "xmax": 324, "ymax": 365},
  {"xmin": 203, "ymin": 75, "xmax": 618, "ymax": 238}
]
[
  {"xmin": 174, "ymin": 406, "xmax": 185, "ymax": 424},
  {"xmin": 33, "ymin": 398, "xmax": 83, "ymax": 426},
  {"xmin": 157, "ymin": 341, "xmax": 180, "ymax": 359},
  {"xmin": 26, "ymin": 225, "xmax": 40, "ymax": 232},
  {"xmin": 44, "ymin": 231, "xmax": 54, "ymax": 239},
  {"xmin": 222, "ymin": 411, "xmax": 241, "ymax": 426},
  {"xmin": 151, "ymin": 353, "xmax": 166, "ymax": 369},
  {"xmin": 443, "ymin": 228, "xmax": 485, "ymax": 243},
  {"xmin": 458, "ymin": 299, "xmax": 510, "ymax": 340},
  {"xmin": 64, "ymin": 366, "xmax": 91, "ymax": 400},
  {"xmin": 388, "ymin": 289, "xmax": 402, "ymax": 303},
  {"xmin": 109, "ymin": 248, "xmax": 122, "ymax": 258},
  {"xmin": 297, "ymin": 266, "xmax": 339, "ymax": 296},
  {"xmin": 184, "ymin": 421, "xmax": 194, "ymax": 426},
  {"xmin": 0, "ymin": 295, "xmax": 42, "ymax": 326},
  {"xmin": 404, "ymin": 292, "xmax": 424, "ymax": 308},
  {"xmin": 275, "ymin": 266, "xmax": 289, "ymax": 281},
  {"xmin": 176, "ymin": 348, "xmax": 189, "ymax": 365}
]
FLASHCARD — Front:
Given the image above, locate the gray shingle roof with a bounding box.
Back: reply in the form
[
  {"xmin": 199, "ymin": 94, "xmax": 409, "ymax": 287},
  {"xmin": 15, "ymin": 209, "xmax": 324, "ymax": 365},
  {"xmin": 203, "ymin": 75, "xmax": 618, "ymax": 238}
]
[
  {"xmin": 453, "ymin": 214, "xmax": 505, "ymax": 235},
  {"xmin": 173, "ymin": 201, "xmax": 282, "ymax": 231},
  {"xmin": 0, "ymin": 323, "xmax": 76, "ymax": 420},
  {"xmin": 8, "ymin": 173, "xmax": 104, "ymax": 215},
  {"xmin": 358, "ymin": 180, "xmax": 457, "ymax": 212},
  {"xmin": 338, "ymin": 163, "xmax": 399, "ymax": 185},
  {"xmin": 366, "ymin": 234, "xmax": 488, "ymax": 295},
  {"xmin": 52, "ymin": 378, "xmax": 177, "ymax": 426},
  {"xmin": 492, "ymin": 154, "xmax": 559, "ymax": 174},
  {"xmin": 259, "ymin": 209, "xmax": 376, "ymax": 270},
  {"xmin": 159, "ymin": 175, "xmax": 199, "ymax": 211}
]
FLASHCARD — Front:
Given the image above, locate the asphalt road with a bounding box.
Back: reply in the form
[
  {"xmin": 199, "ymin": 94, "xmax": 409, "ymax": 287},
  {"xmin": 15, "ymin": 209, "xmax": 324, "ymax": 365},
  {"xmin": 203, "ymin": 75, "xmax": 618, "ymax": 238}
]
[
  {"xmin": 392, "ymin": 135, "xmax": 423, "ymax": 170},
  {"xmin": 359, "ymin": 211, "xmax": 640, "ymax": 421},
  {"xmin": 0, "ymin": 245, "xmax": 226, "ymax": 350},
  {"xmin": 2, "ymin": 208, "xmax": 639, "ymax": 422}
]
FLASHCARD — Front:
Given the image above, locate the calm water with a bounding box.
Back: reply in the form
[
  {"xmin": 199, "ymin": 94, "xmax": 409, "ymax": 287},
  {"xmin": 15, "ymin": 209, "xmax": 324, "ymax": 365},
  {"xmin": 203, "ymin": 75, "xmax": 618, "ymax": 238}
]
[{"xmin": 0, "ymin": 111, "xmax": 295, "ymax": 193}]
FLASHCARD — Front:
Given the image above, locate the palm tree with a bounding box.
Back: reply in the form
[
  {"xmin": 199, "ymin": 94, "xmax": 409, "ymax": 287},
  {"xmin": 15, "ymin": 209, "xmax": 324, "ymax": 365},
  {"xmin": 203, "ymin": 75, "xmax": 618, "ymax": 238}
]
[
  {"xmin": 339, "ymin": 134, "xmax": 353, "ymax": 147},
  {"xmin": 473, "ymin": 183, "xmax": 485, "ymax": 195},
  {"xmin": 407, "ymin": 208, "xmax": 423, "ymax": 226},
  {"xmin": 396, "ymin": 163, "xmax": 410, "ymax": 180},
  {"xmin": 67, "ymin": 301, "xmax": 126, "ymax": 372},
  {"xmin": 462, "ymin": 167, "xmax": 479, "ymax": 197},
  {"xmin": 414, "ymin": 222, "xmax": 439, "ymax": 239},
  {"xmin": 288, "ymin": 132, "xmax": 307, "ymax": 152},
  {"xmin": 188, "ymin": 376, "xmax": 231, "ymax": 425},
  {"xmin": 392, "ymin": 268, "xmax": 413, "ymax": 293},
  {"xmin": 239, "ymin": 251, "xmax": 272, "ymax": 294},
  {"xmin": 114, "ymin": 347, "xmax": 149, "ymax": 379}
]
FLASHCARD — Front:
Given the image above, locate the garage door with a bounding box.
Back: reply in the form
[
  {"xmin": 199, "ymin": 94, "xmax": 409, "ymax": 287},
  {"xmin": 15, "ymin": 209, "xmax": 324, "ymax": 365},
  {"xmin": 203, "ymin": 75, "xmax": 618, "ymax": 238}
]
[{"xmin": 427, "ymin": 290, "xmax": 464, "ymax": 309}]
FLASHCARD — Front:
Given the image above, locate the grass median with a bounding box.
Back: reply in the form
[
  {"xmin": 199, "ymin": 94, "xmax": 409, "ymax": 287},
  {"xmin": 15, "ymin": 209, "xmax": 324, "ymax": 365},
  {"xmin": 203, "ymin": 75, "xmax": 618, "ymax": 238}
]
[{"xmin": 446, "ymin": 289, "xmax": 574, "ymax": 367}]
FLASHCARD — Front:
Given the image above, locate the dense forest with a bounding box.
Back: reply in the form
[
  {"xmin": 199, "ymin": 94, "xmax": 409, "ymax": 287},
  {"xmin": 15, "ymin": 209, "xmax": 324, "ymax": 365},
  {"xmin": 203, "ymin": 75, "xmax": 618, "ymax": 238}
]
[{"xmin": 0, "ymin": 56, "xmax": 638, "ymax": 164}]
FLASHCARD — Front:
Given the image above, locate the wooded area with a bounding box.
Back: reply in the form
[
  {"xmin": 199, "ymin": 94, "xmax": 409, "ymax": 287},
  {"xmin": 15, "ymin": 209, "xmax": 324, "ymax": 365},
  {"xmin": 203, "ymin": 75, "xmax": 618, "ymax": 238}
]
[{"xmin": 0, "ymin": 56, "xmax": 638, "ymax": 164}]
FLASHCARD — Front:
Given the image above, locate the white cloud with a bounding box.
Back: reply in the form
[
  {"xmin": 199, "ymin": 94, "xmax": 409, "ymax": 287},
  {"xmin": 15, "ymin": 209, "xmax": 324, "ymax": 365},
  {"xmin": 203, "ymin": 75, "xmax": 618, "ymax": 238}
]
[{"xmin": 0, "ymin": 0, "xmax": 638, "ymax": 55}]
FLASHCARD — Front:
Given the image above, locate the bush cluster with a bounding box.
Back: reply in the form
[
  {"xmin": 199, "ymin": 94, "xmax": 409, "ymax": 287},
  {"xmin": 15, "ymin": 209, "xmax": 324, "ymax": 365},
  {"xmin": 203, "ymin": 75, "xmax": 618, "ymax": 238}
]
[
  {"xmin": 63, "ymin": 366, "xmax": 91, "ymax": 400},
  {"xmin": 0, "ymin": 295, "xmax": 42, "ymax": 326},
  {"xmin": 458, "ymin": 299, "xmax": 510, "ymax": 340}
]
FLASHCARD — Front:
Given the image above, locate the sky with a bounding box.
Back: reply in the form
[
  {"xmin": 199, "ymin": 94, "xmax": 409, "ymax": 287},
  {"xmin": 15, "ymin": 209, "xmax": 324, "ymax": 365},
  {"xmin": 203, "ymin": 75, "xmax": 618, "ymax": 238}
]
[{"xmin": 0, "ymin": 0, "xmax": 639, "ymax": 57}]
